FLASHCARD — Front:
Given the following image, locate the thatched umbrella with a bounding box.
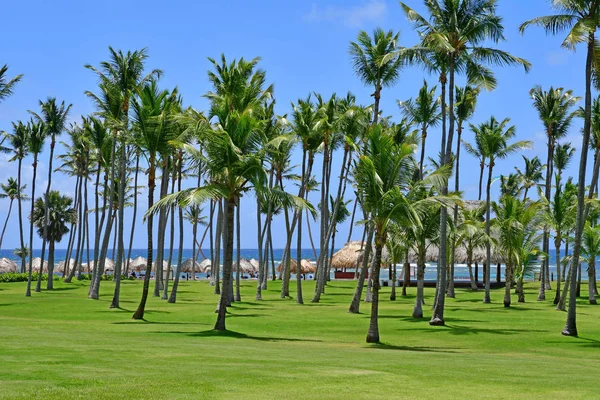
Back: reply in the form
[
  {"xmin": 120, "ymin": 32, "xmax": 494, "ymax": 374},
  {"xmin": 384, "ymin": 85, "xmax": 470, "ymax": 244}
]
[
  {"xmin": 233, "ymin": 258, "xmax": 256, "ymax": 273},
  {"xmin": 199, "ymin": 259, "xmax": 212, "ymax": 273},
  {"xmin": 55, "ymin": 258, "xmax": 79, "ymax": 274},
  {"xmin": 129, "ymin": 256, "xmax": 147, "ymax": 272},
  {"xmin": 249, "ymin": 258, "xmax": 259, "ymax": 270},
  {"xmin": 154, "ymin": 260, "xmax": 171, "ymax": 271},
  {"xmin": 31, "ymin": 257, "xmax": 49, "ymax": 273},
  {"xmin": 87, "ymin": 258, "xmax": 116, "ymax": 272},
  {"xmin": 0, "ymin": 257, "xmax": 18, "ymax": 273},
  {"xmin": 278, "ymin": 259, "xmax": 315, "ymax": 274},
  {"xmin": 180, "ymin": 258, "xmax": 200, "ymax": 273},
  {"xmin": 330, "ymin": 241, "xmax": 366, "ymax": 270}
]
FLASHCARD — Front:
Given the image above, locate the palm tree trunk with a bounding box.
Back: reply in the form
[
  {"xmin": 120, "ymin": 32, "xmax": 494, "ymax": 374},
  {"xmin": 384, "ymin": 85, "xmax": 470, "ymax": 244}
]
[
  {"xmin": 539, "ymin": 137, "xmax": 553, "ymax": 301},
  {"xmin": 346, "ymin": 196, "xmax": 358, "ymax": 244},
  {"xmin": 154, "ymin": 160, "xmax": 170, "ymax": 296},
  {"xmin": 215, "ymin": 198, "xmax": 235, "ymax": 331},
  {"xmin": 296, "ymin": 148, "xmax": 307, "ymax": 304},
  {"xmin": 483, "ymin": 159, "xmax": 494, "ymax": 304},
  {"xmin": 46, "ymin": 241, "xmax": 55, "ymax": 289},
  {"xmin": 419, "ymin": 127, "xmax": 427, "ymax": 179},
  {"xmin": 90, "ymin": 131, "xmax": 118, "ymax": 299},
  {"xmin": 25, "ymin": 154, "xmax": 38, "ymax": 296},
  {"xmin": 280, "ymin": 175, "xmax": 293, "ymax": 298},
  {"xmin": 306, "ymin": 208, "xmax": 317, "ymax": 260},
  {"xmin": 554, "ymin": 238, "xmax": 562, "ymax": 305},
  {"xmin": 467, "ymin": 249, "xmax": 477, "ymax": 291},
  {"xmin": 348, "ymin": 225, "xmax": 374, "ymax": 314},
  {"xmin": 213, "ymin": 200, "xmax": 222, "ymax": 293},
  {"xmin": 64, "ymin": 177, "xmax": 82, "ymax": 283},
  {"xmin": 576, "ymin": 262, "xmax": 581, "ymax": 297},
  {"xmin": 366, "ymin": 230, "xmax": 384, "ymax": 343},
  {"xmin": 0, "ymin": 199, "xmax": 13, "ymax": 250},
  {"xmin": 84, "ymin": 172, "xmax": 90, "ymax": 275},
  {"xmin": 168, "ymin": 155, "xmax": 184, "ymax": 303},
  {"xmin": 503, "ymin": 255, "xmax": 512, "ymax": 308},
  {"xmin": 91, "ymin": 165, "xmax": 104, "ymax": 293},
  {"xmin": 126, "ymin": 152, "xmax": 140, "ymax": 276},
  {"xmin": 16, "ymin": 157, "xmax": 25, "ymax": 274},
  {"xmin": 162, "ymin": 158, "xmax": 177, "ymax": 300},
  {"xmin": 72, "ymin": 173, "xmax": 85, "ymax": 283},
  {"xmin": 133, "ymin": 156, "xmax": 156, "ymax": 320},
  {"xmin": 588, "ymin": 255, "xmax": 597, "ymax": 304},
  {"xmin": 112, "ymin": 139, "xmax": 127, "ymax": 308},
  {"xmin": 412, "ymin": 253, "xmax": 425, "ymax": 319},
  {"xmin": 563, "ymin": 32, "xmax": 595, "ymax": 337},
  {"xmin": 38, "ymin": 134, "xmax": 58, "ymax": 288},
  {"xmin": 478, "ymin": 161, "xmax": 484, "ymax": 201},
  {"xmin": 255, "ymin": 195, "xmax": 264, "ymax": 300},
  {"xmin": 209, "ymin": 200, "xmax": 214, "ymax": 280},
  {"xmin": 390, "ymin": 263, "xmax": 397, "ymax": 301},
  {"xmin": 235, "ymin": 200, "xmax": 241, "ymax": 302}
]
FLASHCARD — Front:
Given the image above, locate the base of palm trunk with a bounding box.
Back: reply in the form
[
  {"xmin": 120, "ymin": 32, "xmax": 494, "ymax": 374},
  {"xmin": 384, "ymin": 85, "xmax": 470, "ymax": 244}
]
[
  {"xmin": 132, "ymin": 309, "xmax": 144, "ymax": 320},
  {"xmin": 348, "ymin": 303, "xmax": 360, "ymax": 314},
  {"xmin": 590, "ymin": 298, "xmax": 597, "ymax": 305},
  {"xmin": 561, "ymin": 327, "xmax": 577, "ymax": 337},
  {"xmin": 168, "ymin": 298, "xmax": 176, "ymax": 304},
  {"xmin": 429, "ymin": 316, "xmax": 444, "ymax": 326},
  {"xmin": 482, "ymin": 295, "xmax": 490, "ymax": 303},
  {"xmin": 518, "ymin": 297, "xmax": 525, "ymax": 303},
  {"xmin": 537, "ymin": 292, "xmax": 545, "ymax": 301},
  {"xmin": 366, "ymin": 333, "xmax": 379, "ymax": 343},
  {"xmin": 503, "ymin": 301, "xmax": 510, "ymax": 308},
  {"xmin": 412, "ymin": 308, "xmax": 423, "ymax": 319}
]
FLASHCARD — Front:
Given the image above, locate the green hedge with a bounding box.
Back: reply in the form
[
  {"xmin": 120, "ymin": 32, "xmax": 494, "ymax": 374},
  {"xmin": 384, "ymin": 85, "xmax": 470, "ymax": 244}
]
[{"xmin": 0, "ymin": 273, "xmax": 60, "ymax": 283}]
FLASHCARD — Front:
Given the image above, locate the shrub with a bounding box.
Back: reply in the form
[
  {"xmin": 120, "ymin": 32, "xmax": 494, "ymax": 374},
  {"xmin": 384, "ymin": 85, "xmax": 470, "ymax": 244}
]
[{"xmin": 0, "ymin": 273, "xmax": 60, "ymax": 283}]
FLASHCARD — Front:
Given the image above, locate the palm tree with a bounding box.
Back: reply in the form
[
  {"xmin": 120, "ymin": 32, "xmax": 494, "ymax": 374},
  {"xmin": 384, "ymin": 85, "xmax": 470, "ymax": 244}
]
[
  {"xmin": 184, "ymin": 205, "xmax": 206, "ymax": 281},
  {"xmin": 0, "ymin": 178, "xmax": 25, "ymax": 250},
  {"xmin": 131, "ymin": 81, "xmax": 179, "ymax": 320},
  {"xmin": 521, "ymin": 0, "xmax": 600, "ymax": 337},
  {"xmin": 492, "ymin": 196, "xmax": 543, "ymax": 307},
  {"xmin": 528, "ymin": 86, "xmax": 579, "ymax": 300},
  {"xmin": 30, "ymin": 98, "xmax": 72, "ymax": 291},
  {"xmin": 472, "ymin": 116, "xmax": 532, "ymax": 303},
  {"xmin": 456, "ymin": 203, "xmax": 486, "ymax": 291},
  {"xmin": 582, "ymin": 222, "xmax": 600, "ymax": 304},
  {"xmin": 30, "ymin": 191, "xmax": 77, "ymax": 290},
  {"xmin": 515, "ymin": 156, "xmax": 544, "ymax": 201},
  {"xmin": 5, "ymin": 121, "xmax": 29, "ymax": 273},
  {"xmin": 463, "ymin": 133, "xmax": 487, "ymax": 200},
  {"xmin": 0, "ymin": 65, "xmax": 23, "ymax": 104},
  {"xmin": 355, "ymin": 125, "xmax": 419, "ymax": 343},
  {"xmin": 86, "ymin": 47, "xmax": 162, "ymax": 308},
  {"xmin": 25, "ymin": 120, "xmax": 46, "ymax": 297},
  {"xmin": 398, "ymin": 80, "xmax": 441, "ymax": 178},
  {"xmin": 349, "ymin": 28, "xmax": 402, "ymax": 126},
  {"xmin": 401, "ymin": 0, "xmax": 531, "ymax": 326}
]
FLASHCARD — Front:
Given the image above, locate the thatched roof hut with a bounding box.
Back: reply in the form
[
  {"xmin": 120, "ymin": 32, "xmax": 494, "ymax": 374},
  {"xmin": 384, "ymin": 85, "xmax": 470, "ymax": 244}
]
[
  {"xmin": 0, "ymin": 257, "xmax": 18, "ymax": 273},
  {"xmin": 55, "ymin": 258, "xmax": 79, "ymax": 274},
  {"xmin": 154, "ymin": 260, "xmax": 171, "ymax": 271},
  {"xmin": 249, "ymin": 258, "xmax": 259, "ymax": 270},
  {"xmin": 199, "ymin": 259, "xmax": 212, "ymax": 273},
  {"xmin": 128, "ymin": 256, "xmax": 147, "ymax": 272},
  {"xmin": 277, "ymin": 259, "xmax": 315, "ymax": 274},
  {"xmin": 330, "ymin": 241, "xmax": 366, "ymax": 270},
  {"xmin": 233, "ymin": 258, "xmax": 256, "ymax": 273},
  {"xmin": 31, "ymin": 257, "xmax": 49, "ymax": 272},
  {"xmin": 180, "ymin": 258, "xmax": 201, "ymax": 273},
  {"xmin": 86, "ymin": 258, "xmax": 116, "ymax": 272}
]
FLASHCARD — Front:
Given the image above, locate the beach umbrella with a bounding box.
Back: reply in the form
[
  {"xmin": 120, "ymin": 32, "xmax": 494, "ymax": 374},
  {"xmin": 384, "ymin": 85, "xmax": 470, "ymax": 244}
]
[
  {"xmin": 0, "ymin": 257, "xmax": 18, "ymax": 273},
  {"xmin": 330, "ymin": 241, "xmax": 366, "ymax": 270},
  {"xmin": 55, "ymin": 258, "xmax": 78, "ymax": 274},
  {"xmin": 233, "ymin": 258, "xmax": 254, "ymax": 273},
  {"xmin": 277, "ymin": 259, "xmax": 315, "ymax": 274},
  {"xmin": 31, "ymin": 257, "xmax": 49, "ymax": 273},
  {"xmin": 180, "ymin": 258, "xmax": 201, "ymax": 273},
  {"xmin": 199, "ymin": 259, "xmax": 212, "ymax": 273},
  {"xmin": 128, "ymin": 256, "xmax": 147, "ymax": 272}
]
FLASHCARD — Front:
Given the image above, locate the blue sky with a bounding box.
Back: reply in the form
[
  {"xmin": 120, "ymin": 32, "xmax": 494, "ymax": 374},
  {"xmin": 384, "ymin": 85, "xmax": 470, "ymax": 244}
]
[{"xmin": 0, "ymin": 0, "xmax": 589, "ymax": 250}]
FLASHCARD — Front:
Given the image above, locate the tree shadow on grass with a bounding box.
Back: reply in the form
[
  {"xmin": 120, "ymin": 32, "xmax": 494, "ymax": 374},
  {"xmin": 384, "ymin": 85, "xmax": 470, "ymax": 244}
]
[
  {"xmin": 0, "ymin": 303, "xmax": 15, "ymax": 307},
  {"xmin": 227, "ymin": 305, "xmax": 272, "ymax": 311},
  {"xmin": 410, "ymin": 324, "xmax": 548, "ymax": 336},
  {"xmin": 112, "ymin": 321, "xmax": 209, "ymax": 326},
  {"xmin": 152, "ymin": 329, "xmax": 322, "ymax": 343},
  {"xmin": 546, "ymin": 336, "xmax": 600, "ymax": 348},
  {"xmin": 47, "ymin": 286, "xmax": 79, "ymax": 292},
  {"xmin": 227, "ymin": 313, "xmax": 263, "ymax": 318},
  {"xmin": 379, "ymin": 315, "xmax": 485, "ymax": 324},
  {"xmin": 365, "ymin": 343, "xmax": 458, "ymax": 353}
]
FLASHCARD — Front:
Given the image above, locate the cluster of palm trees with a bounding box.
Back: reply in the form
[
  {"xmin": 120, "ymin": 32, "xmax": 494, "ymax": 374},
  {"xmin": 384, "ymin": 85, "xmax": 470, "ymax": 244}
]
[{"xmin": 0, "ymin": 0, "xmax": 599, "ymax": 341}]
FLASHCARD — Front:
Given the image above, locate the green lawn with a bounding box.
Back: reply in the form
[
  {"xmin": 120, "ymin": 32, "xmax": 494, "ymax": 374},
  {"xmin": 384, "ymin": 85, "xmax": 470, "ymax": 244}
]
[{"xmin": 0, "ymin": 278, "xmax": 598, "ymax": 399}]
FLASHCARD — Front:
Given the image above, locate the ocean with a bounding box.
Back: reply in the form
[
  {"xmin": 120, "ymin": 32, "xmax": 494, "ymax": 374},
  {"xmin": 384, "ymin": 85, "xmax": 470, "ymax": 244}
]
[{"xmin": 4, "ymin": 248, "xmax": 599, "ymax": 281}]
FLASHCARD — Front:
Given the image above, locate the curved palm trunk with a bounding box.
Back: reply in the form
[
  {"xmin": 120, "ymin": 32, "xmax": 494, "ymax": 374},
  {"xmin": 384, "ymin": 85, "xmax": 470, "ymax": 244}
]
[
  {"xmin": 348, "ymin": 226, "xmax": 374, "ymax": 314},
  {"xmin": 16, "ymin": 158, "xmax": 25, "ymax": 274},
  {"xmin": 588, "ymin": 255, "xmax": 597, "ymax": 304},
  {"xmin": 0, "ymin": 199, "xmax": 13, "ymax": 250},
  {"xmin": 563, "ymin": 32, "xmax": 595, "ymax": 336},
  {"xmin": 209, "ymin": 200, "xmax": 214, "ymax": 281},
  {"xmin": 366, "ymin": 230, "xmax": 384, "ymax": 343},
  {"xmin": 73, "ymin": 173, "xmax": 85, "ymax": 283},
  {"xmin": 91, "ymin": 165, "xmax": 104, "ymax": 293},
  {"xmin": 90, "ymin": 132, "xmax": 118, "ymax": 299},
  {"xmin": 448, "ymin": 126, "xmax": 463, "ymax": 298},
  {"xmin": 539, "ymin": 137, "xmax": 554, "ymax": 301},
  {"xmin": 483, "ymin": 160, "xmax": 494, "ymax": 303},
  {"xmin": 402, "ymin": 250, "xmax": 409, "ymax": 297},
  {"xmin": 162, "ymin": 159, "xmax": 177, "ymax": 300},
  {"xmin": 133, "ymin": 156, "xmax": 156, "ymax": 319},
  {"xmin": 390, "ymin": 263, "xmax": 397, "ymax": 301},
  {"xmin": 154, "ymin": 160, "xmax": 170, "ymax": 297},
  {"xmin": 467, "ymin": 248, "xmax": 478, "ymax": 291},
  {"xmin": 306, "ymin": 209, "xmax": 318, "ymax": 260},
  {"xmin": 126, "ymin": 152, "xmax": 140, "ymax": 276},
  {"xmin": 37, "ymin": 136, "xmax": 58, "ymax": 286},
  {"xmin": 215, "ymin": 198, "xmax": 235, "ymax": 331},
  {"xmin": 112, "ymin": 141, "xmax": 127, "ymax": 307},
  {"xmin": 255, "ymin": 196, "xmax": 264, "ymax": 300},
  {"xmin": 503, "ymin": 255, "xmax": 513, "ymax": 308},
  {"xmin": 477, "ymin": 160, "xmax": 485, "ymax": 201},
  {"xmin": 169, "ymin": 158, "xmax": 184, "ymax": 304},
  {"xmin": 419, "ymin": 127, "xmax": 427, "ymax": 179},
  {"xmin": 553, "ymin": 237, "xmax": 562, "ymax": 305},
  {"xmin": 213, "ymin": 201, "xmax": 222, "ymax": 293},
  {"xmin": 25, "ymin": 154, "xmax": 39, "ymax": 296}
]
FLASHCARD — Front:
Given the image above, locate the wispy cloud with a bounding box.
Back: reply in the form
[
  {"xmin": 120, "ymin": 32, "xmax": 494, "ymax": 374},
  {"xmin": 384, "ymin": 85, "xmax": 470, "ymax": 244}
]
[
  {"xmin": 304, "ymin": 0, "xmax": 386, "ymax": 28},
  {"xmin": 545, "ymin": 50, "xmax": 568, "ymax": 66}
]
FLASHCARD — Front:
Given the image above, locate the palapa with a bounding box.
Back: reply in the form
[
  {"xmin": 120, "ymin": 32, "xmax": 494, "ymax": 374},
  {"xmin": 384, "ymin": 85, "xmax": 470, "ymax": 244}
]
[
  {"xmin": 55, "ymin": 258, "xmax": 79, "ymax": 274},
  {"xmin": 128, "ymin": 256, "xmax": 148, "ymax": 272},
  {"xmin": 31, "ymin": 257, "xmax": 49, "ymax": 273},
  {"xmin": 330, "ymin": 241, "xmax": 366, "ymax": 270},
  {"xmin": 179, "ymin": 258, "xmax": 201, "ymax": 273},
  {"xmin": 233, "ymin": 258, "xmax": 255, "ymax": 273},
  {"xmin": 0, "ymin": 257, "xmax": 18, "ymax": 273},
  {"xmin": 199, "ymin": 259, "xmax": 212, "ymax": 273},
  {"xmin": 277, "ymin": 259, "xmax": 315, "ymax": 274}
]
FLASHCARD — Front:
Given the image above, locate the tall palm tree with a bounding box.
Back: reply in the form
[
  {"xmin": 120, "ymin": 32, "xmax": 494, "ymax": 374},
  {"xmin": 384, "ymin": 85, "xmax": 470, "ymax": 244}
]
[
  {"xmin": 30, "ymin": 191, "xmax": 76, "ymax": 289},
  {"xmin": 0, "ymin": 177, "xmax": 26, "ymax": 250},
  {"xmin": 582, "ymin": 222, "xmax": 600, "ymax": 304},
  {"xmin": 401, "ymin": 0, "xmax": 531, "ymax": 326},
  {"xmin": 463, "ymin": 133, "xmax": 487, "ymax": 200},
  {"xmin": 0, "ymin": 65, "xmax": 23, "ymax": 104},
  {"xmin": 472, "ymin": 116, "xmax": 532, "ymax": 303},
  {"xmin": 515, "ymin": 156, "xmax": 544, "ymax": 201},
  {"xmin": 184, "ymin": 205, "xmax": 206, "ymax": 281},
  {"xmin": 131, "ymin": 81, "xmax": 179, "ymax": 320},
  {"xmin": 521, "ymin": 0, "xmax": 600, "ymax": 337},
  {"xmin": 456, "ymin": 203, "xmax": 486, "ymax": 291},
  {"xmin": 25, "ymin": 120, "xmax": 45, "ymax": 297},
  {"xmin": 528, "ymin": 86, "xmax": 579, "ymax": 300},
  {"xmin": 355, "ymin": 125, "xmax": 419, "ymax": 343},
  {"xmin": 86, "ymin": 47, "xmax": 162, "ymax": 308},
  {"xmin": 398, "ymin": 80, "xmax": 441, "ymax": 178},
  {"xmin": 30, "ymin": 98, "xmax": 72, "ymax": 291},
  {"xmin": 349, "ymin": 28, "xmax": 402, "ymax": 126},
  {"xmin": 5, "ymin": 121, "xmax": 29, "ymax": 273}
]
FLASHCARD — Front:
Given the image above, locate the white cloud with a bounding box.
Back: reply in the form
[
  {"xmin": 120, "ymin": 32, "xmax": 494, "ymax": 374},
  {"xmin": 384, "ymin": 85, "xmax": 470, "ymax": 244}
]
[{"xmin": 304, "ymin": 0, "xmax": 386, "ymax": 27}]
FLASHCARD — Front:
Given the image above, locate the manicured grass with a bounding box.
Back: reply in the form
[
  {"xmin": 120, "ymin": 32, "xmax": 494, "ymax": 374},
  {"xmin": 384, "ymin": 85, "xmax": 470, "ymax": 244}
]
[{"xmin": 0, "ymin": 278, "xmax": 599, "ymax": 399}]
